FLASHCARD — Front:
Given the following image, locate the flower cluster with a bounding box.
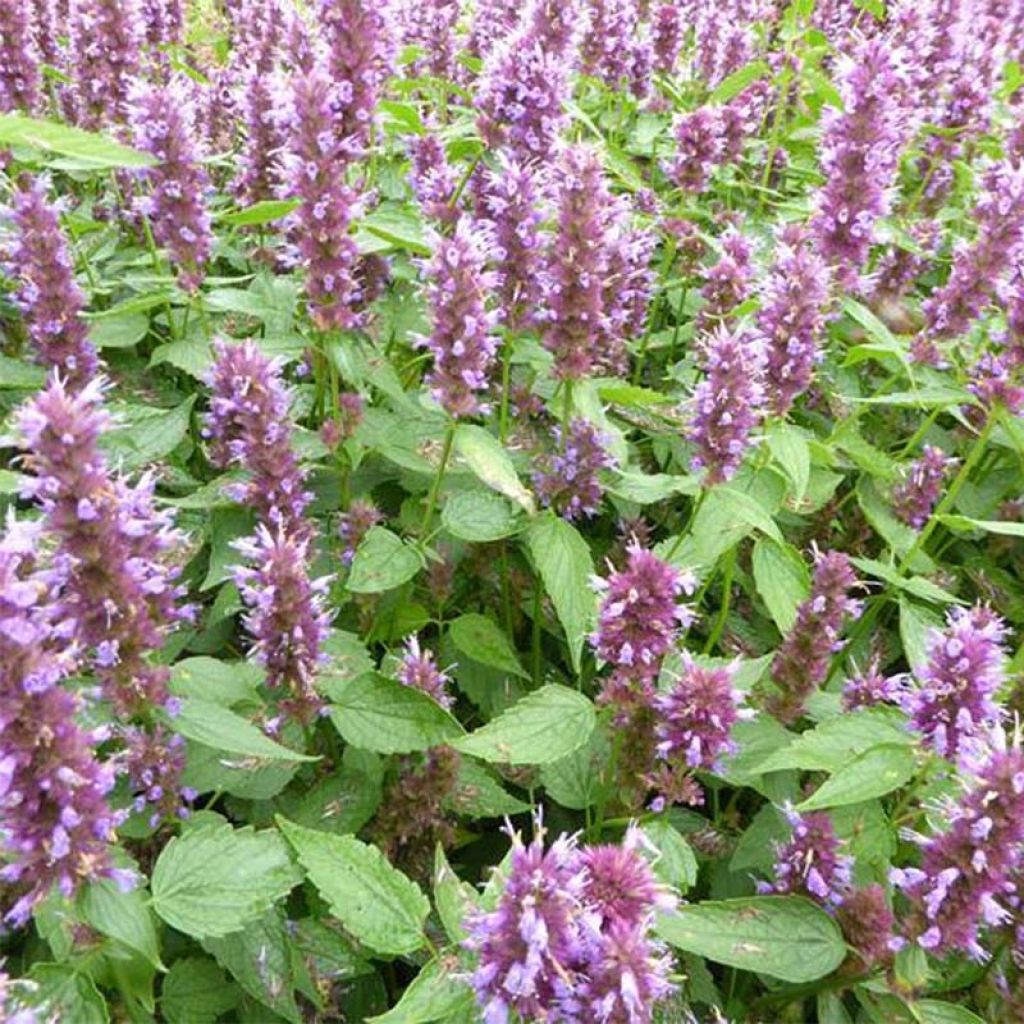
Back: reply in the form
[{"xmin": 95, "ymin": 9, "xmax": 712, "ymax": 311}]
[
  {"xmin": 408, "ymin": 132, "xmax": 459, "ymax": 226},
  {"xmin": 842, "ymin": 658, "xmax": 902, "ymax": 711},
  {"xmin": 698, "ymin": 229, "xmax": 754, "ymax": 328},
  {"xmin": 760, "ymin": 808, "xmax": 853, "ymax": 910},
  {"xmin": 128, "ymin": 78, "xmax": 213, "ymax": 293},
  {"xmin": 902, "ymin": 604, "xmax": 1007, "ymax": 764},
  {"xmin": 464, "ymin": 822, "xmax": 675, "ymax": 1024},
  {"xmin": 417, "ymin": 217, "xmax": 500, "ymax": 418},
  {"xmin": 4, "ymin": 180, "xmax": 101, "ymax": 391},
  {"xmin": 338, "ymin": 499, "xmax": 381, "ymax": 566},
  {"xmin": 204, "ymin": 339, "xmax": 313, "ymax": 541},
  {"xmin": 69, "ymin": 0, "xmax": 144, "ymax": 128},
  {"xmin": 892, "ymin": 446, "xmax": 953, "ymax": 529},
  {"xmin": 687, "ymin": 325, "xmax": 765, "ymax": 484},
  {"xmin": 233, "ymin": 525, "xmax": 331, "ymax": 725},
  {"xmin": 893, "ymin": 739, "xmax": 1024, "ymax": 959},
  {"xmin": 766, "ymin": 550, "xmax": 861, "ymax": 724},
  {"xmin": 533, "ymin": 418, "xmax": 617, "ymax": 521},
  {"xmin": 0, "ymin": 1, "xmax": 41, "ymax": 112},
  {"xmin": 671, "ymin": 108, "xmax": 723, "ymax": 193},
  {"xmin": 397, "ymin": 635, "xmax": 455, "ymax": 710}
]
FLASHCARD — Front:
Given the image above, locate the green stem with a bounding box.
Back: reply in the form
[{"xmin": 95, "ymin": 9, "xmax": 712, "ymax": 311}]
[
  {"xmin": 531, "ymin": 583, "xmax": 543, "ymax": 686},
  {"xmin": 499, "ymin": 339, "xmax": 513, "ymax": 444},
  {"xmin": 419, "ymin": 421, "xmax": 456, "ymax": 543},
  {"xmin": 703, "ymin": 545, "xmax": 737, "ymax": 655},
  {"xmin": 666, "ymin": 489, "xmax": 708, "ymax": 560}
]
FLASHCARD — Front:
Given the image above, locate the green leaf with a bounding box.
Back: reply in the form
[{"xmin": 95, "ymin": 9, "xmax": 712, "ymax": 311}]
[
  {"xmin": 442, "ymin": 489, "xmax": 522, "ymax": 542},
  {"xmin": 434, "ymin": 845, "xmax": 480, "ymax": 945},
  {"xmin": 940, "ymin": 514, "xmax": 1024, "ymax": 537},
  {"xmin": 347, "ymin": 527, "xmax": 423, "ymax": 594},
  {"xmin": 657, "ymin": 896, "xmax": 846, "ymax": 983},
  {"xmin": 708, "ymin": 59, "xmax": 770, "ymax": 104},
  {"xmin": 328, "ymin": 672, "xmax": 464, "ymax": 754},
  {"xmin": 912, "ymin": 1001, "xmax": 986, "ymax": 1024},
  {"xmin": 454, "ymin": 685, "xmax": 596, "ymax": 764},
  {"xmin": 445, "ymin": 758, "xmax": 531, "ymax": 817},
  {"xmin": 88, "ymin": 311, "xmax": 149, "ymax": 349},
  {"xmin": 608, "ymin": 471, "xmax": 698, "ymax": 505},
  {"xmin": 172, "ymin": 698, "xmax": 318, "ymax": 762},
  {"xmin": 368, "ymin": 960, "xmax": 474, "ymax": 1024},
  {"xmin": 103, "ymin": 397, "xmax": 196, "ymax": 469},
  {"xmin": 797, "ymin": 744, "xmax": 916, "ymax": 811},
  {"xmin": 454, "ymin": 424, "xmax": 536, "ymax": 513},
  {"xmin": 27, "ymin": 964, "xmax": 110, "ymax": 1024},
  {"xmin": 277, "ymin": 817, "xmax": 430, "ymax": 956},
  {"xmin": 449, "ymin": 613, "xmax": 528, "ymax": 679},
  {"xmin": 899, "ymin": 597, "xmax": 943, "ymax": 671},
  {"xmin": 82, "ymin": 874, "xmax": 163, "ymax": 969},
  {"xmin": 689, "ymin": 486, "xmax": 783, "ymax": 568},
  {"xmin": 161, "ymin": 957, "xmax": 241, "ymax": 1024},
  {"xmin": 356, "ymin": 202, "xmax": 430, "ymax": 256},
  {"xmin": 218, "ymin": 199, "xmax": 300, "ymax": 226},
  {"xmin": 0, "ymin": 353, "xmax": 46, "ymax": 389},
  {"xmin": 642, "ymin": 819, "xmax": 698, "ymax": 894},
  {"xmin": 151, "ymin": 823, "xmax": 300, "ymax": 939},
  {"xmin": 851, "ymin": 556, "xmax": 960, "ymax": 605},
  {"xmin": 539, "ymin": 724, "xmax": 610, "ymax": 809},
  {"xmin": 524, "ymin": 514, "xmax": 596, "ymax": 674},
  {"xmin": 169, "ymin": 657, "xmax": 263, "ymax": 705},
  {"xmin": 0, "ymin": 112, "xmax": 156, "ymax": 168},
  {"xmin": 751, "ymin": 539, "xmax": 810, "ymax": 633},
  {"xmin": 766, "ymin": 422, "xmax": 810, "ymax": 505}
]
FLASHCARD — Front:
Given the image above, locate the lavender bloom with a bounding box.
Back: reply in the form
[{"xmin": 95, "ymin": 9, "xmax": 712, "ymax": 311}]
[
  {"xmin": 69, "ymin": 0, "xmax": 143, "ymax": 128},
  {"xmin": 141, "ymin": 0, "xmax": 184, "ymax": 49},
  {"xmin": 467, "ymin": 0, "xmax": 520, "ymax": 61},
  {"xmin": 204, "ymin": 339, "xmax": 313, "ymax": 541},
  {"xmin": 671, "ymin": 108, "xmax": 723, "ymax": 193},
  {"xmin": 533, "ymin": 418, "xmax": 617, "ymax": 521},
  {"xmin": 591, "ymin": 541, "xmax": 695, "ymax": 687},
  {"xmin": 408, "ymin": 132, "xmax": 459, "ymax": 226},
  {"xmin": 395, "ymin": 0, "xmax": 462, "ymax": 81},
  {"xmin": 580, "ymin": 0, "xmax": 639, "ymax": 89},
  {"xmin": 476, "ymin": 0, "xmax": 585, "ymax": 160},
  {"xmin": 651, "ymin": 2, "xmax": 682, "ymax": 73},
  {"xmin": 397, "ymin": 635, "xmax": 455, "ymax": 710},
  {"xmin": 903, "ymin": 605, "xmax": 1007, "ymax": 764},
  {"xmin": 892, "ymin": 446, "xmax": 953, "ymax": 529},
  {"xmin": 968, "ymin": 351, "xmax": 1024, "ymax": 417},
  {"xmin": 756, "ymin": 225, "xmax": 831, "ymax": 417},
  {"xmin": 698, "ymin": 229, "xmax": 754, "ymax": 328},
  {"xmin": 16, "ymin": 377, "xmax": 189, "ymax": 720},
  {"xmin": 234, "ymin": 48, "xmax": 287, "ymax": 204},
  {"xmin": 233, "ymin": 525, "xmax": 331, "ymax": 725},
  {"xmin": 417, "ymin": 217, "xmax": 500, "ymax": 418},
  {"xmin": 767, "ymin": 550, "xmax": 862, "ymax": 724},
  {"xmin": 811, "ymin": 34, "xmax": 907, "ymax": 288},
  {"xmin": 277, "ymin": 60, "xmax": 364, "ymax": 331},
  {"xmin": 0, "ymin": 521, "xmax": 123, "ymax": 927},
  {"xmin": 836, "ymin": 884, "xmax": 896, "ymax": 975},
  {"xmin": 842, "ymin": 659, "xmax": 902, "ymax": 711},
  {"xmin": 121, "ymin": 724, "xmax": 194, "ymax": 828},
  {"xmin": 654, "ymin": 655, "xmax": 745, "ymax": 773},
  {"xmin": 317, "ymin": 0, "xmax": 393, "ymax": 150},
  {"xmin": 919, "ymin": 161, "xmax": 1024, "ymax": 350},
  {"xmin": 687, "ymin": 325, "xmax": 765, "ymax": 485},
  {"xmin": 0, "ymin": 0, "xmax": 41, "ymax": 112},
  {"xmin": 338, "ymin": 499, "xmax": 381, "ymax": 566},
  {"xmin": 604, "ymin": 206, "xmax": 656, "ymax": 348},
  {"xmin": 543, "ymin": 145, "xmax": 634, "ymax": 379},
  {"xmin": 580, "ymin": 827, "xmax": 676, "ymax": 927},
  {"xmin": 128, "ymin": 78, "xmax": 213, "ymax": 293},
  {"xmin": 693, "ymin": 8, "xmax": 753, "ymax": 88},
  {"xmin": 4, "ymin": 180, "xmax": 101, "ymax": 391},
  {"xmin": 481, "ymin": 154, "xmax": 547, "ymax": 331},
  {"xmin": 893, "ymin": 740, "xmax": 1024, "ymax": 959},
  {"xmin": 760, "ymin": 808, "xmax": 853, "ymax": 910}
]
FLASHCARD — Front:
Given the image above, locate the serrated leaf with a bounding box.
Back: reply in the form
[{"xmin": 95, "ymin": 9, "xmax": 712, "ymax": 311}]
[
  {"xmin": 767, "ymin": 423, "xmax": 810, "ymax": 505},
  {"xmin": 442, "ymin": 489, "xmax": 522, "ymax": 542},
  {"xmin": 851, "ymin": 556, "xmax": 960, "ymax": 605},
  {"xmin": 708, "ymin": 59, "xmax": 770, "ymax": 104},
  {"xmin": 445, "ymin": 758, "xmax": 531, "ymax": 817},
  {"xmin": 657, "ymin": 896, "xmax": 846, "ymax": 983},
  {"xmin": 434, "ymin": 845, "xmax": 480, "ymax": 945},
  {"xmin": 172, "ymin": 698, "xmax": 317, "ymax": 761},
  {"xmin": 348, "ymin": 527, "xmax": 423, "ymax": 594},
  {"xmin": 88, "ymin": 311, "xmax": 149, "ymax": 349},
  {"xmin": 524, "ymin": 514, "xmax": 596, "ymax": 674},
  {"xmin": 899, "ymin": 597, "xmax": 943, "ymax": 671},
  {"xmin": 539, "ymin": 723, "xmax": 610, "ymax": 809},
  {"xmin": 751, "ymin": 539, "xmax": 810, "ymax": 633},
  {"xmin": 449, "ymin": 613, "xmax": 528, "ymax": 679},
  {"xmin": 368, "ymin": 960, "xmax": 474, "ymax": 1024},
  {"xmin": 151, "ymin": 824, "xmax": 300, "ymax": 939},
  {"xmin": 103, "ymin": 397, "xmax": 196, "ymax": 469},
  {"xmin": 455, "ymin": 424, "xmax": 535, "ymax": 513},
  {"xmin": 642, "ymin": 819, "xmax": 698, "ymax": 894},
  {"xmin": 169, "ymin": 657, "xmax": 263, "ymax": 705},
  {"xmin": 940, "ymin": 514, "xmax": 1024, "ymax": 537},
  {"xmin": 277, "ymin": 818, "xmax": 430, "ymax": 956},
  {"xmin": 454, "ymin": 685, "xmax": 596, "ymax": 764},
  {"xmin": 797, "ymin": 744, "xmax": 916, "ymax": 811},
  {"xmin": 0, "ymin": 112, "xmax": 155, "ymax": 168},
  {"xmin": 81, "ymin": 874, "xmax": 163, "ymax": 969},
  {"xmin": 161, "ymin": 958, "xmax": 240, "ymax": 1024},
  {"xmin": 328, "ymin": 672, "xmax": 464, "ymax": 753},
  {"xmin": 219, "ymin": 199, "xmax": 300, "ymax": 226}
]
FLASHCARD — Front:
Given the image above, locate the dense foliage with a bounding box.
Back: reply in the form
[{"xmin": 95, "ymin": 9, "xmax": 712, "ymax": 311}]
[{"xmin": 2, "ymin": 0, "xmax": 1024, "ymax": 1021}]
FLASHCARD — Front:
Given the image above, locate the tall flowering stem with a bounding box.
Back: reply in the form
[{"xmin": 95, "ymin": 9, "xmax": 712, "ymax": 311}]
[
  {"xmin": 4, "ymin": 180, "xmax": 101, "ymax": 391},
  {"xmin": 233, "ymin": 525, "xmax": 331, "ymax": 726},
  {"xmin": 0, "ymin": 1, "xmax": 41, "ymax": 112},
  {"xmin": 418, "ymin": 217, "xmax": 500, "ymax": 418},
  {"xmin": 68, "ymin": 0, "xmax": 143, "ymax": 128},
  {"xmin": 278, "ymin": 60, "xmax": 364, "ymax": 331},
  {"xmin": 760, "ymin": 808, "xmax": 853, "ymax": 910},
  {"xmin": 128, "ymin": 78, "xmax": 213, "ymax": 293},
  {"xmin": 766, "ymin": 550, "xmax": 861, "ymax": 724},
  {"xmin": 0, "ymin": 521, "xmax": 124, "ymax": 927},
  {"xmin": 892, "ymin": 446, "xmax": 954, "ymax": 529},
  {"xmin": 204, "ymin": 339, "xmax": 313, "ymax": 541},
  {"xmin": 533, "ymin": 418, "xmax": 616, "ymax": 521}
]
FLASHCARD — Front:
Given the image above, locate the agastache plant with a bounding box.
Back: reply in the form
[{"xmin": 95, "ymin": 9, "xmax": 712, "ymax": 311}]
[
  {"xmin": 397, "ymin": 634, "xmax": 455, "ymax": 710},
  {"xmin": 760, "ymin": 808, "xmax": 854, "ymax": 910},
  {"xmin": 0, "ymin": 1, "xmax": 41, "ymax": 112},
  {"xmin": 68, "ymin": 0, "xmax": 144, "ymax": 127},
  {"xmin": 533, "ymin": 417, "xmax": 617, "ymax": 521},
  {"xmin": 3, "ymin": 179, "xmax": 101, "ymax": 391},
  {"xmin": 892, "ymin": 446, "xmax": 954, "ymax": 528}
]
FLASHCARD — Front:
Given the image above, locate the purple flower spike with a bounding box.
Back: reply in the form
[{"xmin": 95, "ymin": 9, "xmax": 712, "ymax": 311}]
[
  {"xmin": 892, "ymin": 446, "xmax": 954, "ymax": 529},
  {"xmin": 141, "ymin": 0, "xmax": 185, "ymax": 49},
  {"xmin": 4, "ymin": 180, "xmax": 101, "ymax": 391},
  {"xmin": 128, "ymin": 77, "xmax": 213, "ymax": 293},
  {"xmin": 811, "ymin": 34, "xmax": 907, "ymax": 288},
  {"xmin": 0, "ymin": 1, "xmax": 42, "ymax": 112},
  {"xmin": 671, "ymin": 108, "xmax": 723, "ymax": 193},
  {"xmin": 417, "ymin": 217, "xmax": 501, "ymax": 418},
  {"xmin": 533, "ymin": 418, "xmax": 617, "ymax": 521},
  {"xmin": 277, "ymin": 59, "xmax": 364, "ymax": 331},
  {"xmin": 767, "ymin": 550, "xmax": 862, "ymax": 724},
  {"xmin": 761, "ymin": 808, "xmax": 853, "ymax": 910},
  {"xmin": 397, "ymin": 635, "xmax": 455, "ymax": 710},
  {"xmin": 698, "ymin": 229, "xmax": 754, "ymax": 329},
  {"xmin": 842, "ymin": 658, "xmax": 902, "ymax": 711},
  {"xmin": 757, "ymin": 225, "xmax": 832, "ymax": 417},
  {"xmin": 0, "ymin": 521, "xmax": 122, "ymax": 927},
  {"xmin": 902, "ymin": 604, "xmax": 1007, "ymax": 764},
  {"xmin": 338, "ymin": 499, "xmax": 382, "ymax": 566},
  {"xmin": 651, "ymin": 2, "xmax": 682, "ymax": 74},
  {"xmin": 69, "ymin": 0, "xmax": 144, "ymax": 128},
  {"xmin": 655, "ymin": 655, "xmax": 745, "ymax": 773},
  {"xmin": 204, "ymin": 339, "xmax": 313, "ymax": 541},
  {"xmin": 893, "ymin": 738, "xmax": 1024, "ymax": 959},
  {"xmin": 234, "ymin": 524, "xmax": 331, "ymax": 726},
  {"xmin": 687, "ymin": 325, "xmax": 765, "ymax": 485},
  {"xmin": 591, "ymin": 542, "xmax": 695, "ymax": 688},
  {"xmin": 408, "ymin": 132, "xmax": 459, "ymax": 226}
]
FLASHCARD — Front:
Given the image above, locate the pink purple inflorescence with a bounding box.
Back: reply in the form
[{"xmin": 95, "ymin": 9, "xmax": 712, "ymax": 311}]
[
  {"xmin": 892, "ymin": 445, "xmax": 953, "ymax": 529},
  {"xmin": 533, "ymin": 418, "xmax": 617, "ymax": 521},
  {"xmin": 760, "ymin": 808, "xmax": 853, "ymax": 910},
  {"xmin": 397, "ymin": 634, "xmax": 455, "ymax": 710}
]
